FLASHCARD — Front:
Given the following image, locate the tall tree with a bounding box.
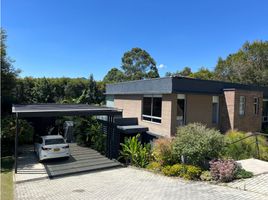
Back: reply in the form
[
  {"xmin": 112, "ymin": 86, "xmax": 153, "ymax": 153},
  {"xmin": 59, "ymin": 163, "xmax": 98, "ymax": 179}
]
[
  {"xmin": 103, "ymin": 67, "xmax": 125, "ymax": 83},
  {"xmin": 121, "ymin": 47, "xmax": 159, "ymax": 80},
  {"xmin": 1, "ymin": 29, "xmax": 20, "ymax": 114},
  {"xmin": 214, "ymin": 41, "xmax": 268, "ymax": 86}
]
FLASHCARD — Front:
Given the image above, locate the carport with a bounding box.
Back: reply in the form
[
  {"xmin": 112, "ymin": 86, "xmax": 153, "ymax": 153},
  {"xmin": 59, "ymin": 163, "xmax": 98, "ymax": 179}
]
[{"xmin": 12, "ymin": 104, "xmax": 122, "ymax": 175}]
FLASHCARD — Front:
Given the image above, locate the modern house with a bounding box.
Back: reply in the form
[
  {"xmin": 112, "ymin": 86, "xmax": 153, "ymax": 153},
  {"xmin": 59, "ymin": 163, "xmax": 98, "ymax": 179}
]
[{"xmin": 106, "ymin": 77, "xmax": 268, "ymax": 138}]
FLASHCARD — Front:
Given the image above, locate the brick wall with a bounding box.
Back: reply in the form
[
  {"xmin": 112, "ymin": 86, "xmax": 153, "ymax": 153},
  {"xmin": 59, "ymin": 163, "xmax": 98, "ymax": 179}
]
[
  {"xmin": 234, "ymin": 90, "xmax": 263, "ymax": 132},
  {"xmin": 114, "ymin": 94, "xmax": 173, "ymax": 137},
  {"xmin": 185, "ymin": 94, "xmax": 219, "ymax": 129},
  {"xmin": 221, "ymin": 89, "xmax": 263, "ymax": 132}
]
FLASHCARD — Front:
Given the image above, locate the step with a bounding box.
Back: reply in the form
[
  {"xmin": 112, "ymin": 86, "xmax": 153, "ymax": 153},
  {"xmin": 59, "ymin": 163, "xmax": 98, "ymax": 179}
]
[
  {"xmin": 50, "ymin": 162, "xmax": 121, "ymax": 177},
  {"xmin": 45, "ymin": 157, "xmax": 112, "ymax": 170}
]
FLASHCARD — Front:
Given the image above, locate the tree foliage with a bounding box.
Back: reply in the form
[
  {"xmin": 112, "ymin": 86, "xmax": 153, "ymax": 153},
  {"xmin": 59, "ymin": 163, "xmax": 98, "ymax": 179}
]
[
  {"xmin": 121, "ymin": 48, "xmax": 159, "ymax": 80},
  {"xmin": 1, "ymin": 29, "xmax": 20, "ymax": 114},
  {"xmin": 165, "ymin": 67, "xmax": 214, "ymax": 80},
  {"xmin": 103, "ymin": 48, "xmax": 160, "ymax": 83},
  {"xmin": 214, "ymin": 41, "xmax": 268, "ymax": 86},
  {"xmin": 103, "ymin": 67, "xmax": 125, "ymax": 83}
]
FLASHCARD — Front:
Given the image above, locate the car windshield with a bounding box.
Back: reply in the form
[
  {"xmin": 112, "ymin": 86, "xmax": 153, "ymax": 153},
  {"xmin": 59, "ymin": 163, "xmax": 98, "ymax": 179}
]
[{"xmin": 45, "ymin": 138, "xmax": 65, "ymax": 145}]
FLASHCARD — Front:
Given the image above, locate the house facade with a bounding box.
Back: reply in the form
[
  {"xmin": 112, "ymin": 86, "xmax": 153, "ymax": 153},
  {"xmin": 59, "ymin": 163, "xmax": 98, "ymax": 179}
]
[{"xmin": 106, "ymin": 77, "xmax": 268, "ymax": 137}]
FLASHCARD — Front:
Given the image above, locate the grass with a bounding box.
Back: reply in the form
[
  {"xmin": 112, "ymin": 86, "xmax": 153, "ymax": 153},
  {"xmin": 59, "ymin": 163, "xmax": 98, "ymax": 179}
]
[{"xmin": 1, "ymin": 156, "xmax": 14, "ymax": 200}]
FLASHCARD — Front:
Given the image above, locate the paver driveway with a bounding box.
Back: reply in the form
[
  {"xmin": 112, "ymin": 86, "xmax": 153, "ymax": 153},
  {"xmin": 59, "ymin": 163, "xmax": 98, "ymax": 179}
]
[{"xmin": 15, "ymin": 167, "xmax": 268, "ymax": 200}]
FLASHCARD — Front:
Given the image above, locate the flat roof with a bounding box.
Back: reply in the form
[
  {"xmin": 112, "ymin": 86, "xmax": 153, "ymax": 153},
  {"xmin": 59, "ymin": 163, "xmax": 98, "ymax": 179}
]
[
  {"xmin": 12, "ymin": 104, "xmax": 122, "ymax": 117},
  {"xmin": 106, "ymin": 76, "xmax": 268, "ymax": 97}
]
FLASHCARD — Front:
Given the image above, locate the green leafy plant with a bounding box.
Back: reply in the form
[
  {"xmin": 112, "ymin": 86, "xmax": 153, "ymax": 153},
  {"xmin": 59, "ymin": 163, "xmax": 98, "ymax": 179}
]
[
  {"xmin": 146, "ymin": 162, "xmax": 162, "ymax": 172},
  {"xmin": 161, "ymin": 165, "xmax": 172, "ymax": 176},
  {"xmin": 119, "ymin": 134, "xmax": 151, "ymax": 168},
  {"xmin": 72, "ymin": 117, "xmax": 106, "ymax": 154},
  {"xmin": 182, "ymin": 165, "xmax": 202, "ymax": 180},
  {"xmin": 235, "ymin": 167, "xmax": 253, "ymax": 179},
  {"xmin": 173, "ymin": 123, "xmax": 224, "ymax": 168},
  {"xmin": 223, "ymin": 130, "xmax": 268, "ymax": 161},
  {"xmin": 200, "ymin": 171, "xmax": 212, "ymax": 181},
  {"xmin": 169, "ymin": 164, "xmax": 185, "ymax": 177},
  {"xmin": 1, "ymin": 116, "xmax": 34, "ymax": 156},
  {"xmin": 152, "ymin": 138, "xmax": 177, "ymax": 166}
]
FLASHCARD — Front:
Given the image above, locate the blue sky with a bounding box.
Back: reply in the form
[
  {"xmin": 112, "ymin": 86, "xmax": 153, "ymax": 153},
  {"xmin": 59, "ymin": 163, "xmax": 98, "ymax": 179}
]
[{"xmin": 3, "ymin": 0, "xmax": 268, "ymax": 80}]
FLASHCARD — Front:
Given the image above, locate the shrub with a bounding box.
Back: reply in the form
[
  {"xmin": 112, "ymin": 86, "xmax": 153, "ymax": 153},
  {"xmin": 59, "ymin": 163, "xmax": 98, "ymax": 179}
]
[
  {"xmin": 160, "ymin": 163, "xmax": 202, "ymax": 180},
  {"xmin": 200, "ymin": 171, "xmax": 212, "ymax": 181},
  {"xmin": 119, "ymin": 134, "xmax": 151, "ymax": 168},
  {"xmin": 209, "ymin": 159, "xmax": 238, "ymax": 182},
  {"xmin": 182, "ymin": 165, "xmax": 202, "ymax": 180},
  {"xmin": 235, "ymin": 167, "xmax": 253, "ymax": 179},
  {"xmin": 1, "ymin": 116, "xmax": 34, "ymax": 156},
  {"xmin": 146, "ymin": 162, "xmax": 162, "ymax": 172},
  {"xmin": 161, "ymin": 165, "xmax": 172, "ymax": 176},
  {"xmin": 223, "ymin": 130, "xmax": 268, "ymax": 161},
  {"xmin": 173, "ymin": 123, "xmax": 224, "ymax": 168},
  {"xmin": 169, "ymin": 164, "xmax": 185, "ymax": 177},
  {"xmin": 73, "ymin": 117, "xmax": 106, "ymax": 154},
  {"xmin": 152, "ymin": 138, "xmax": 177, "ymax": 166}
]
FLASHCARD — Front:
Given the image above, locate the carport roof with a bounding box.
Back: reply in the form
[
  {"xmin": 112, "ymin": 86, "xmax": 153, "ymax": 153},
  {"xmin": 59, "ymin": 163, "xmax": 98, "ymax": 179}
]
[{"xmin": 12, "ymin": 104, "xmax": 122, "ymax": 117}]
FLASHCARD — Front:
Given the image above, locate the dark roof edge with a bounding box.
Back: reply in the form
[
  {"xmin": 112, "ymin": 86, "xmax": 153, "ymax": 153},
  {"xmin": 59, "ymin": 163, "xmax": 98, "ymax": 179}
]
[
  {"xmin": 173, "ymin": 76, "xmax": 268, "ymax": 90},
  {"xmin": 106, "ymin": 77, "xmax": 172, "ymax": 86}
]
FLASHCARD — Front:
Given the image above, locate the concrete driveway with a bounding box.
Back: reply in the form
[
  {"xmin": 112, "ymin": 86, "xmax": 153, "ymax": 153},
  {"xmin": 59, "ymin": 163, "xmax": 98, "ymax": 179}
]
[{"xmin": 15, "ymin": 167, "xmax": 268, "ymax": 200}]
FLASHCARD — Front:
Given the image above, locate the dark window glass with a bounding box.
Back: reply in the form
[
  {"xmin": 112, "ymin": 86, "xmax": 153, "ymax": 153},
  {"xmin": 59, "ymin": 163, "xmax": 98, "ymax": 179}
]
[
  {"xmin": 212, "ymin": 103, "xmax": 219, "ymax": 124},
  {"xmin": 263, "ymin": 101, "xmax": 268, "ymax": 116},
  {"xmin": 254, "ymin": 98, "xmax": 259, "ymax": 115},
  {"xmin": 152, "ymin": 97, "xmax": 162, "ymax": 117},
  {"xmin": 45, "ymin": 139, "xmax": 65, "ymax": 145},
  {"xmin": 143, "ymin": 97, "xmax": 152, "ymax": 116},
  {"xmin": 142, "ymin": 116, "xmax": 151, "ymax": 121},
  {"xmin": 177, "ymin": 99, "xmax": 185, "ymax": 117},
  {"xmin": 152, "ymin": 118, "xmax": 161, "ymax": 123}
]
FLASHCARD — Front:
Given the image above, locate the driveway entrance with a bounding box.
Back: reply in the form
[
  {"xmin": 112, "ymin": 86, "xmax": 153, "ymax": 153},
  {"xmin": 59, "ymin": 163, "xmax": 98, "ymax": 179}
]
[{"xmin": 44, "ymin": 143, "xmax": 121, "ymax": 178}]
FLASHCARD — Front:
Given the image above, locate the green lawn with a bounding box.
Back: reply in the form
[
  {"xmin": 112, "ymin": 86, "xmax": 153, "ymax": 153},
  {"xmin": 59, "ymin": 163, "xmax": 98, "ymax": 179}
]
[{"xmin": 1, "ymin": 156, "xmax": 14, "ymax": 200}]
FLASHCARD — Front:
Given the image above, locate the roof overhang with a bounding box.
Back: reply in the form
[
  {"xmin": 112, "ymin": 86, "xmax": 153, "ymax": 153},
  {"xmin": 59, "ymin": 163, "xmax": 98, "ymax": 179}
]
[{"xmin": 12, "ymin": 104, "xmax": 122, "ymax": 118}]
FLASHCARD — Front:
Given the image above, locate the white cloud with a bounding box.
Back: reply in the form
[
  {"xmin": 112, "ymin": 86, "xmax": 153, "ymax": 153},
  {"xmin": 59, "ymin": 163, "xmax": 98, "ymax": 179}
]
[{"xmin": 157, "ymin": 64, "xmax": 166, "ymax": 69}]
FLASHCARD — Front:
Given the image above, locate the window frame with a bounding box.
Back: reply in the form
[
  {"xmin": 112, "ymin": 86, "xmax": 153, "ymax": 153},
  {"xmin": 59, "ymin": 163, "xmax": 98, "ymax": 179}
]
[
  {"xmin": 212, "ymin": 96, "xmax": 219, "ymax": 124},
  {"xmin": 253, "ymin": 97, "xmax": 259, "ymax": 115},
  {"xmin": 142, "ymin": 95, "xmax": 162, "ymax": 124},
  {"xmin": 239, "ymin": 96, "xmax": 246, "ymax": 116}
]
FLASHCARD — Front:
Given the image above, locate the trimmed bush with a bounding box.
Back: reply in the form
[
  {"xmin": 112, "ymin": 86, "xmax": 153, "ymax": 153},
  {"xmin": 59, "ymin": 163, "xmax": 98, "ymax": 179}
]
[
  {"xmin": 200, "ymin": 171, "xmax": 212, "ymax": 181},
  {"xmin": 182, "ymin": 165, "xmax": 202, "ymax": 180},
  {"xmin": 160, "ymin": 163, "xmax": 202, "ymax": 180},
  {"xmin": 146, "ymin": 162, "xmax": 162, "ymax": 172},
  {"xmin": 161, "ymin": 165, "xmax": 172, "ymax": 176},
  {"xmin": 169, "ymin": 164, "xmax": 185, "ymax": 177},
  {"xmin": 152, "ymin": 138, "xmax": 177, "ymax": 166},
  {"xmin": 223, "ymin": 130, "xmax": 268, "ymax": 161},
  {"xmin": 173, "ymin": 123, "xmax": 224, "ymax": 168},
  {"xmin": 209, "ymin": 159, "xmax": 238, "ymax": 182}
]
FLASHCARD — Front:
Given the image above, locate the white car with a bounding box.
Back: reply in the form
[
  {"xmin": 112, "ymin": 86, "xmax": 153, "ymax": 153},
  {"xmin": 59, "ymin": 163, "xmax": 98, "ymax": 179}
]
[{"xmin": 35, "ymin": 135, "xmax": 70, "ymax": 162}]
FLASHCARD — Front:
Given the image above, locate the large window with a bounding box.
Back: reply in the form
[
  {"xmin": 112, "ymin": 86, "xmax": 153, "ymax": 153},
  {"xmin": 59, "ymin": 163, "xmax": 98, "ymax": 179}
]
[
  {"xmin": 212, "ymin": 96, "xmax": 219, "ymax": 124},
  {"xmin": 239, "ymin": 96, "xmax": 246, "ymax": 116},
  {"xmin": 254, "ymin": 97, "xmax": 260, "ymax": 115},
  {"xmin": 142, "ymin": 95, "xmax": 162, "ymax": 123}
]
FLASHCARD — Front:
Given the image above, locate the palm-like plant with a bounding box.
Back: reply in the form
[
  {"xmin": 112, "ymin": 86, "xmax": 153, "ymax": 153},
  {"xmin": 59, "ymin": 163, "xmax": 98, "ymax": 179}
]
[{"xmin": 119, "ymin": 134, "xmax": 151, "ymax": 168}]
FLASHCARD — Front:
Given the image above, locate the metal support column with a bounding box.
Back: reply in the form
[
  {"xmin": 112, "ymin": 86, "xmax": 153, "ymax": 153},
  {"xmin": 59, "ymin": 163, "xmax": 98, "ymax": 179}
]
[{"xmin": 15, "ymin": 113, "xmax": 19, "ymax": 173}]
